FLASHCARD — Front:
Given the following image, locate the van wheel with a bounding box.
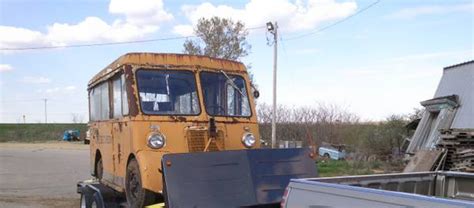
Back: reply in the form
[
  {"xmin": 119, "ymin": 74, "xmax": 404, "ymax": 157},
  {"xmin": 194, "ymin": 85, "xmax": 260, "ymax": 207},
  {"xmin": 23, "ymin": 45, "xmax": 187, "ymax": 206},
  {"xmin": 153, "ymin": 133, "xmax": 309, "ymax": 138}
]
[
  {"xmin": 96, "ymin": 158, "xmax": 103, "ymax": 180},
  {"xmin": 91, "ymin": 193, "xmax": 101, "ymax": 208},
  {"xmin": 125, "ymin": 159, "xmax": 155, "ymax": 208},
  {"xmin": 323, "ymin": 153, "xmax": 330, "ymax": 159},
  {"xmin": 80, "ymin": 192, "xmax": 87, "ymax": 208}
]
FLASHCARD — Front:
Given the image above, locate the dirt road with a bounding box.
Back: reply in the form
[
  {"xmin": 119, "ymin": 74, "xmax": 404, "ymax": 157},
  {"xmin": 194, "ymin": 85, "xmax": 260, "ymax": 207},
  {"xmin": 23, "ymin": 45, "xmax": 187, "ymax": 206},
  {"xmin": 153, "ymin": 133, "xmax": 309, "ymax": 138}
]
[{"xmin": 0, "ymin": 142, "xmax": 90, "ymax": 208}]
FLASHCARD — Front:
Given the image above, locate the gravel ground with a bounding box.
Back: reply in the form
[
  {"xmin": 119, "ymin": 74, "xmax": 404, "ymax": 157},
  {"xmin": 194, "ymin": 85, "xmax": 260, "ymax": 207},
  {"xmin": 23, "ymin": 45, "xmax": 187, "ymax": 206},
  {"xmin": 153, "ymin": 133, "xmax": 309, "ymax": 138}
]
[{"xmin": 0, "ymin": 142, "xmax": 90, "ymax": 208}]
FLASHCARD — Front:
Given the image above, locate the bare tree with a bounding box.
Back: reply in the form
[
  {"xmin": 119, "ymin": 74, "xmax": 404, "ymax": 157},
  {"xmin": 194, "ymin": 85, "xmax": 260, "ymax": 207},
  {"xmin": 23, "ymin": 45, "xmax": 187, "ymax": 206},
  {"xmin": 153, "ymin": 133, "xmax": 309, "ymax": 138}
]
[
  {"xmin": 407, "ymin": 107, "xmax": 424, "ymax": 120},
  {"xmin": 257, "ymin": 103, "xmax": 360, "ymax": 147}
]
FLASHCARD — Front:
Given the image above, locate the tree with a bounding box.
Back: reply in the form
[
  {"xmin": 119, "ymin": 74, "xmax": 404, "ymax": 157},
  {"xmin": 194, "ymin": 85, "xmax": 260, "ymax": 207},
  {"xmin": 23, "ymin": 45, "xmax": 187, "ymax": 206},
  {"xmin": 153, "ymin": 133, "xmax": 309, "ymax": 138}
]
[{"xmin": 183, "ymin": 16, "xmax": 251, "ymax": 61}]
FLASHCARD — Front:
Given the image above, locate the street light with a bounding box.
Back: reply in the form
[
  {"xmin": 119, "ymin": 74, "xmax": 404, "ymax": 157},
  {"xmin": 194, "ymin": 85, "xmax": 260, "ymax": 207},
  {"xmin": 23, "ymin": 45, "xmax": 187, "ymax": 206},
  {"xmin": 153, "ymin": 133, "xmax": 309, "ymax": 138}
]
[
  {"xmin": 266, "ymin": 22, "xmax": 275, "ymax": 33},
  {"xmin": 266, "ymin": 21, "xmax": 278, "ymax": 149}
]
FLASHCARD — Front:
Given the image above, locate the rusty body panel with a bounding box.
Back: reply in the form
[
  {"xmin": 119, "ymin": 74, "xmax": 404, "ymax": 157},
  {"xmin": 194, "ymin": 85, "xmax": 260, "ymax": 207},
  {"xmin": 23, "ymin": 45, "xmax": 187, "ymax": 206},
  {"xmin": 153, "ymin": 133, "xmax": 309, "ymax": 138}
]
[
  {"xmin": 88, "ymin": 53, "xmax": 247, "ymax": 89},
  {"xmin": 87, "ymin": 53, "xmax": 260, "ymax": 194}
]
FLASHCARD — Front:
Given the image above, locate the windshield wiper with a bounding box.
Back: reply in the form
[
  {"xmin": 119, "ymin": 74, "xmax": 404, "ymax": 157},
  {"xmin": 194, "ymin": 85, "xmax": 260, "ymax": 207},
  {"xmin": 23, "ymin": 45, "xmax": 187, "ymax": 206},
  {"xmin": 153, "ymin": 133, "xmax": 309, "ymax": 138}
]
[{"xmin": 219, "ymin": 70, "xmax": 245, "ymax": 97}]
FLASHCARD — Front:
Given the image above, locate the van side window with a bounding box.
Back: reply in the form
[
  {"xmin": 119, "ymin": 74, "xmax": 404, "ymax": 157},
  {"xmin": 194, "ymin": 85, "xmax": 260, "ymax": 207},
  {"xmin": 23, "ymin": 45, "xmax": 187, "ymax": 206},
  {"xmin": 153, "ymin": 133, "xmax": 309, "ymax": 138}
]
[
  {"xmin": 121, "ymin": 74, "xmax": 129, "ymax": 115},
  {"xmin": 112, "ymin": 74, "xmax": 129, "ymax": 118},
  {"xmin": 113, "ymin": 77, "xmax": 122, "ymax": 118},
  {"xmin": 100, "ymin": 82, "xmax": 110, "ymax": 120},
  {"xmin": 90, "ymin": 88, "xmax": 98, "ymax": 121},
  {"xmin": 89, "ymin": 82, "xmax": 110, "ymax": 121}
]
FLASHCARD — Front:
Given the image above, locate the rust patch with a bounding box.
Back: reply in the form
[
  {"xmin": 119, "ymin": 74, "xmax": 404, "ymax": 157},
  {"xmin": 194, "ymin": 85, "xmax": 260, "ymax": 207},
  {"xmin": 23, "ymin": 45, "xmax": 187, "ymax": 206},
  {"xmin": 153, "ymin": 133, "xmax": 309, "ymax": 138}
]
[
  {"xmin": 118, "ymin": 143, "xmax": 122, "ymax": 164},
  {"xmin": 124, "ymin": 65, "xmax": 139, "ymax": 116},
  {"xmin": 118, "ymin": 122, "xmax": 123, "ymax": 132}
]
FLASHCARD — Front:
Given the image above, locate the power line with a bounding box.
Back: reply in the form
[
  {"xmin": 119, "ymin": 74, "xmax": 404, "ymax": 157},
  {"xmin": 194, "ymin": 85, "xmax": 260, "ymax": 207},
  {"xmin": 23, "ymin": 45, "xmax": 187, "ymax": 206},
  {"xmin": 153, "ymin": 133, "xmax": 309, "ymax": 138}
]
[
  {"xmin": 0, "ymin": 25, "xmax": 267, "ymax": 51},
  {"xmin": 1, "ymin": 98, "xmax": 52, "ymax": 103},
  {"xmin": 247, "ymin": 25, "xmax": 267, "ymax": 30},
  {"xmin": 284, "ymin": 0, "xmax": 381, "ymax": 41},
  {"xmin": 0, "ymin": 36, "xmax": 194, "ymax": 51},
  {"xmin": 0, "ymin": 0, "xmax": 379, "ymax": 51}
]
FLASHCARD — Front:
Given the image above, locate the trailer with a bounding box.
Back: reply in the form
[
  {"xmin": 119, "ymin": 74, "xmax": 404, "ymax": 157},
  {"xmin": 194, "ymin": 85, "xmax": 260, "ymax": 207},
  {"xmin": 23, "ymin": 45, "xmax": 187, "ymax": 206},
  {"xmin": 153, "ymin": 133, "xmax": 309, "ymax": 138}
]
[{"xmin": 281, "ymin": 171, "xmax": 474, "ymax": 208}]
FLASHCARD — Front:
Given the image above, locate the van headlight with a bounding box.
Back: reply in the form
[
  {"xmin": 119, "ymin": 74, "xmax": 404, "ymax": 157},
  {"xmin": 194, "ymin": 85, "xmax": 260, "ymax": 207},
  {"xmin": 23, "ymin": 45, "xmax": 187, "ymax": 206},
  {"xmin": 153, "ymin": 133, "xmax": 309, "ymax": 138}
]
[
  {"xmin": 147, "ymin": 133, "xmax": 165, "ymax": 149},
  {"xmin": 242, "ymin": 133, "xmax": 256, "ymax": 148}
]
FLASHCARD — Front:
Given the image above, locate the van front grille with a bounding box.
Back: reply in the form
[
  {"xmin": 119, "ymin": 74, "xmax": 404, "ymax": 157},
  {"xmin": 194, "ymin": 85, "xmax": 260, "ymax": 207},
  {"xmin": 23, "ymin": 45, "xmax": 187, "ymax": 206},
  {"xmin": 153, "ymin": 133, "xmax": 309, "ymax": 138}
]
[
  {"xmin": 186, "ymin": 129, "xmax": 223, "ymax": 152},
  {"xmin": 187, "ymin": 130, "xmax": 206, "ymax": 152}
]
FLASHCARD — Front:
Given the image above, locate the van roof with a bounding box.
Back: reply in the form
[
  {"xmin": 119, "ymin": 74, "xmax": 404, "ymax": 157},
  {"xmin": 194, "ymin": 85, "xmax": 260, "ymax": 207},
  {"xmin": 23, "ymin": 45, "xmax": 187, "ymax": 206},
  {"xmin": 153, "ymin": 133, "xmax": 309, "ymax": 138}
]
[{"xmin": 88, "ymin": 53, "xmax": 247, "ymax": 87}]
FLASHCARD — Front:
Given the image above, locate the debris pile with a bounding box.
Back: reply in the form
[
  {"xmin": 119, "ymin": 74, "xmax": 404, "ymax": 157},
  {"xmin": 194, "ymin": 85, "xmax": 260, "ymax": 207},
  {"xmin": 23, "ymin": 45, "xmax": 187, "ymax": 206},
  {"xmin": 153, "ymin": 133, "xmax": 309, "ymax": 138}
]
[{"xmin": 437, "ymin": 129, "xmax": 474, "ymax": 172}]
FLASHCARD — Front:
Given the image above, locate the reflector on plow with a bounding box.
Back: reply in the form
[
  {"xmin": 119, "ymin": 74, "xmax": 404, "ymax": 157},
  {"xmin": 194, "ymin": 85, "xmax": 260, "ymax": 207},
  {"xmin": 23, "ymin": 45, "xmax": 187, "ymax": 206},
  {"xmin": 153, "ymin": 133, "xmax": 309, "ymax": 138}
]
[{"xmin": 161, "ymin": 148, "xmax": 318, "ymax": 208}]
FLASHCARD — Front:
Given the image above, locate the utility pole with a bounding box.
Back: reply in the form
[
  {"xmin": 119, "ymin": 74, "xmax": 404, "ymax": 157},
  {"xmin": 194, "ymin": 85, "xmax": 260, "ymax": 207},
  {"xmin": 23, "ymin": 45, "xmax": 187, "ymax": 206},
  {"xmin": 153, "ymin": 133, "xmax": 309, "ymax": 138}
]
[
  {"xmin": 266, "ymin": 22, "xmax": 278, "ymax": 148},
  {"xmin": 44, "ymin": 98, "xmax": 47, "ymax": 123}
]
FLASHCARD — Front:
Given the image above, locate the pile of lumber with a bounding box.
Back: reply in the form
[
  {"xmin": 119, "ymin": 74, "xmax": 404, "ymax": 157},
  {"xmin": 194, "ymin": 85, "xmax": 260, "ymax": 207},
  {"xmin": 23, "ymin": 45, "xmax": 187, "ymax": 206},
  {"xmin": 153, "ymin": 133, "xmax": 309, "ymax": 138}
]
[
  {"xmin": 452, "ymin": 149, "xmax": 474, "ymax": 172},
  {"xmin": 437, "ymin": 129, "xmax": 474, "ymax": 172}
]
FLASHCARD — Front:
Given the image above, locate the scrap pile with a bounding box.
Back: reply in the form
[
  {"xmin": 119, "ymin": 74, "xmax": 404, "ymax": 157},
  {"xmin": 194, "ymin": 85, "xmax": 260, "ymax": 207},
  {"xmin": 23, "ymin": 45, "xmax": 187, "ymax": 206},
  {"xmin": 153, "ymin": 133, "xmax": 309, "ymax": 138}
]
[{"xmin": 437, "ymin": 129, "xmax": 474, "ymax": 172}]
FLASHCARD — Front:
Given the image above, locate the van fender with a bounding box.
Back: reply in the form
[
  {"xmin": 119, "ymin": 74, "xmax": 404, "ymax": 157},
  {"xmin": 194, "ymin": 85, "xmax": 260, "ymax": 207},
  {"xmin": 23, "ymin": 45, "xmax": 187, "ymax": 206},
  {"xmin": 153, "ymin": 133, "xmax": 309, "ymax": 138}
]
[{"xmin": 134, "ymin": 150, "xmax": 167, "ymax": 192}]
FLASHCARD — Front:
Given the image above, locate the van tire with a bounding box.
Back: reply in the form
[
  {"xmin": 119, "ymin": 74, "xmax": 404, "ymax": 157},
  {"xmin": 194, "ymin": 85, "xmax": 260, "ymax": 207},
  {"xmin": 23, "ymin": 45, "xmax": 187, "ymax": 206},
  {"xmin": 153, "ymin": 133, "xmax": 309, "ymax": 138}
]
[
  {"xmin": 96, "ymin": 158, "xmax": 103, "ymax": 180},
  {"xmin": 80, "ymin": 192, "xmax": 87, "ymax": 208},
  {"xmin": 125, "ymin": 159, "xmax": 155, "ymax": 208}
]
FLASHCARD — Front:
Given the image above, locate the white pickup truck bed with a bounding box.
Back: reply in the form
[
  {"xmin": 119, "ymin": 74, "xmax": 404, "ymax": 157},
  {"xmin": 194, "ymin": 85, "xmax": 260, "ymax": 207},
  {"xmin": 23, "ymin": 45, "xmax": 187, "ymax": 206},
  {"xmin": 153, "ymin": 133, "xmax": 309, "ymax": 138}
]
[{"xmin": 282, "ymin": 171, "xmax": 474, "ymax": 208}]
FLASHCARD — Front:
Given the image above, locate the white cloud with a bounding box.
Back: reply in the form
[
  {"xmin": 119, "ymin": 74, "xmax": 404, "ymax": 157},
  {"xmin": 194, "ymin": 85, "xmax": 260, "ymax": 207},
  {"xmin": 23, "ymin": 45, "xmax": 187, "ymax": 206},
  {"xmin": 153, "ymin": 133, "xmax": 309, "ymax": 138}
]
[
  {"xmin": 40, "ymin": 85, "xmax": 77, "ymax": 94},
  {"xmin": 172, "ymin": 25, "xmax": 194, "ymax": 36},
  {"xmin": 45, "ymin": 87, "xmax": 60, "ymax": 93},
  {"xmin": 0, "ymin": 64, "xmax": 13, "ymax": 72},
  {"xmin": 0, "ymin": 26, "xmax": 47, "ymax": 49},
  {"xmin": 387, "ymin": 50, "xmax": 473, "ymax": 63},
  {"xmin": 0, "ymin": 0, "xmax": 173, "ymax": 49},
  {"xmin": 173, "ymin": 0, "xmax": 357, "ymax": 36},
  {"xmin": 64, "ymin": 85, "xmax": 76, "ymax": 91},
  {"xmin": 109, "ymin": 0, "xmax": 173, "ymax": 25},
  {"xmin": 22, "ymin": 76, "xmax": 51, "ymax": 84},
  {"xmin": 388, "ymin": 3, "xmax": 474, "ymax": 19}
]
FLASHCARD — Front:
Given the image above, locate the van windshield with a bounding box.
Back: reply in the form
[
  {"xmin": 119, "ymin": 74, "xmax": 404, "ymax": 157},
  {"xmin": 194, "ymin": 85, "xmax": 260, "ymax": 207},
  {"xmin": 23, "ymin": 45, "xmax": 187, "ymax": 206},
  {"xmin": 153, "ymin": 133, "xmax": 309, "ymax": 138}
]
[
  {"xmin": 137, "ymin": 69, "xmax": 200, "ymax": 115},
  {"xmin": 200, "ymin": 71, "xmax": 251, "ymax": 117}
]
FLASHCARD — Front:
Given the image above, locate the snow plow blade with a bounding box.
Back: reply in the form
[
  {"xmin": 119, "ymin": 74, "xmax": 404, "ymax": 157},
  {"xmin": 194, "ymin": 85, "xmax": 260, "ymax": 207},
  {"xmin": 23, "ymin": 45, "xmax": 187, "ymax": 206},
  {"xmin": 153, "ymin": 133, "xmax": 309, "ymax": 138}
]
[{"xmin": 161, "ymin": 148, "xmax": 317, "ymax": 208}]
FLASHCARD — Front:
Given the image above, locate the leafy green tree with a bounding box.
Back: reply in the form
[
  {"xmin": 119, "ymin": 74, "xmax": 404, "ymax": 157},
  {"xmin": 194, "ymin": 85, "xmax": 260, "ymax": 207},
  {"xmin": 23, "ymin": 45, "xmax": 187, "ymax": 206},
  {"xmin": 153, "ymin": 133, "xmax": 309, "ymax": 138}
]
[{"xmin": 183, "ymin": 16, "xmax": 251, "ymax": 61}]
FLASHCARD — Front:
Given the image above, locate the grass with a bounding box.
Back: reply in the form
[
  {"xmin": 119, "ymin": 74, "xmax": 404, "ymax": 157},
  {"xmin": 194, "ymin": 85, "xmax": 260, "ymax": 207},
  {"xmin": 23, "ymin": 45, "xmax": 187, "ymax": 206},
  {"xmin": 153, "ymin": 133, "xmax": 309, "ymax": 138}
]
[
  {"xmin": 317, "ymin": 159, "xmax": 405, "ymax": 177},
  {"xmin": 318, "ymin": 159, "xmax": 382, "ymax": 177},
  {"xmin": 0, "ymin": 123, "xmax": 87, "ymax": 142}
]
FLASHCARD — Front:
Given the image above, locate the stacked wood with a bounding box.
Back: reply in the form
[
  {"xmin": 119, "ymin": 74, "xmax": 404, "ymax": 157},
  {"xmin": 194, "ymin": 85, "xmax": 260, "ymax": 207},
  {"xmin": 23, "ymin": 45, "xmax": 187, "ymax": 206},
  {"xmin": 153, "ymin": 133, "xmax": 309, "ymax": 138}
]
[
  {"xmin": 437, "ymin": 129, "xmax": 474, "ymax": 172},
  {"xmin": 452, "ymin": 149, "xmax": 474, "ymax": 172}
]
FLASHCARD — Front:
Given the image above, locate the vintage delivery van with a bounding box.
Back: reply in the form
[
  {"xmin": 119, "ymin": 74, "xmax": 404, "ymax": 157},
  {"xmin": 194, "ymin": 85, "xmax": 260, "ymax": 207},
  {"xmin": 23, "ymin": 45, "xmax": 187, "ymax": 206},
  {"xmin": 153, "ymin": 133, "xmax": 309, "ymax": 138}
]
[{"xmin": 87, "ymin": 53, "xmax": 260, "ymax": 207}]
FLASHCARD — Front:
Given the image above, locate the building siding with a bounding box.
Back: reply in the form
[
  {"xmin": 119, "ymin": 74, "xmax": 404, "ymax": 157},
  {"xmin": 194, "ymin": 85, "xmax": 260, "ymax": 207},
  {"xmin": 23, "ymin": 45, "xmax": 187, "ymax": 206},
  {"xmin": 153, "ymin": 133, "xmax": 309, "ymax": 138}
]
[{"xmin": 434, "ymin": 61, "xmax": 474, "ymax": 129}]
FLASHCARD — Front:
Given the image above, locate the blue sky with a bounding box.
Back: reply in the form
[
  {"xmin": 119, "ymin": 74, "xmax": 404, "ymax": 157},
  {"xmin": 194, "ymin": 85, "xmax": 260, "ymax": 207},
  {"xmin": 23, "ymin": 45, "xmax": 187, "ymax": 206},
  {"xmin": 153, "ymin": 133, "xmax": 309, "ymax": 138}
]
[{"xmin": 0, "ymin": 0, "xmax": 473, "ymax": 123}]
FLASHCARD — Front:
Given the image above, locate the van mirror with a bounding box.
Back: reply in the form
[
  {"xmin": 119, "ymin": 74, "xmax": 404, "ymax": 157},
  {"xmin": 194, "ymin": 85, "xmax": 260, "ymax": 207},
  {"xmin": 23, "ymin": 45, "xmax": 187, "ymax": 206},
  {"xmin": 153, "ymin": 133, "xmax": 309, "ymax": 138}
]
[{"xmin": 253, "ymin": 90, "xmax": 260, "ymax": 99}]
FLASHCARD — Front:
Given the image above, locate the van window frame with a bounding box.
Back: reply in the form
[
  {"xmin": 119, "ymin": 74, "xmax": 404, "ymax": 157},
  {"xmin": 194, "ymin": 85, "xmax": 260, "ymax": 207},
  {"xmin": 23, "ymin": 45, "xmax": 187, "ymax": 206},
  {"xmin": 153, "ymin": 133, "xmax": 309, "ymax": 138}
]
[
  {"xmin": 135, "ymin": 68, "xmax": 202, "ymax": 116},
  {"xmin": 89, "ymin": 80, "xmax": 111, "ymax": 121},
  {"xmin": 199, "ymin": 70, "xmax": 253, "ymax": 118},
  {"xmin": 111, "ymin": 73, "xmax": 129, "ymax": 119}
]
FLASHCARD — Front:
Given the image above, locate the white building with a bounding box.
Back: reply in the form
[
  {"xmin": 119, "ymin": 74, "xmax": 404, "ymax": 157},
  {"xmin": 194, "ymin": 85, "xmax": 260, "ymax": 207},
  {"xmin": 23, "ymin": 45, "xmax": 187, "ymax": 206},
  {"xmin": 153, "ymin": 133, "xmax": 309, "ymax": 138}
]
[{"xmin": 406, "ymin": 60, "xmax": 474, "ymax": 154}]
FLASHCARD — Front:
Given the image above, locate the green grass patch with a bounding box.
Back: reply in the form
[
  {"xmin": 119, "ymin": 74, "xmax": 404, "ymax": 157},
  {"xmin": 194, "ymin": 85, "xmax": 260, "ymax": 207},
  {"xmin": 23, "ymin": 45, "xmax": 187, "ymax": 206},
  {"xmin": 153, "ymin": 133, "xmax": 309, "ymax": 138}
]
[
  {"xmin": 0, "ymin": 123, "xmax": 87, "ymax": 143},
  {"xmin": 317, "ymin": 159, "xmax": 376, "ymax": 177}
]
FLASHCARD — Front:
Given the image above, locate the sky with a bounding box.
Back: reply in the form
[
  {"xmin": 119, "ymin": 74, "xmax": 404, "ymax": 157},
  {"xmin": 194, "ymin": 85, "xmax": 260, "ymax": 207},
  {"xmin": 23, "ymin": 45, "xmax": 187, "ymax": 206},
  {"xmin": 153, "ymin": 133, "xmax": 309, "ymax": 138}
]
[{"xmin": 0, "ymin": 0, "xmax": 473, "ymax": 123}]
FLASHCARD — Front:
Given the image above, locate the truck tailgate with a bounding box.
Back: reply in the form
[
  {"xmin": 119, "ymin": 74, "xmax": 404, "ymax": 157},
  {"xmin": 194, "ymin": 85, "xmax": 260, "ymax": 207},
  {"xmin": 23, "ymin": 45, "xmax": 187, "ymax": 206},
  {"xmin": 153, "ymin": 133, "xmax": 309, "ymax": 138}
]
[
  {"xmin": 284, "ymin": 171, "xmax": 474, "ymax": 208},
  {"xmin": 286, "ymin": 179, "xmax": 473, "ymax": 208}
]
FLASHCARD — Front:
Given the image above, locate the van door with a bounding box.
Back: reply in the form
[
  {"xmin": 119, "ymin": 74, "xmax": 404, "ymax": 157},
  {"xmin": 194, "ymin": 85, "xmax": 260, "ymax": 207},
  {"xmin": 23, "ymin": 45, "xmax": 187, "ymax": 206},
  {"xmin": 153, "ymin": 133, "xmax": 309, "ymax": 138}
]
[
  {"xmin": 111, "ymin": 74, "xmax": 130, "ymax": 188},
  {"xmin": 98, "ymin": 121, "xmax": 114, "ymax": 182},
  {"xmin": 93, "ymin": 81, "xmax": 115, "ymax": 184},
  {"xmin": 112, "ymin": 121, "xmax": 130, "ymax": 188},
  {"xmin": 89, "ymin": 82, "xmax": 112, "ymax": 180}
]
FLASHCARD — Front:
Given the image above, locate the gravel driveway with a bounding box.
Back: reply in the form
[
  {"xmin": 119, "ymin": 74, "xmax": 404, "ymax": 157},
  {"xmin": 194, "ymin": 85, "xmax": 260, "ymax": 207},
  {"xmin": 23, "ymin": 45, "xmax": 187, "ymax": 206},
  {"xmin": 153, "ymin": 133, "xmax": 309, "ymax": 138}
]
[{"xmin": 0, "ymin": 142, "xmax": 90, "ymax": 208}]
